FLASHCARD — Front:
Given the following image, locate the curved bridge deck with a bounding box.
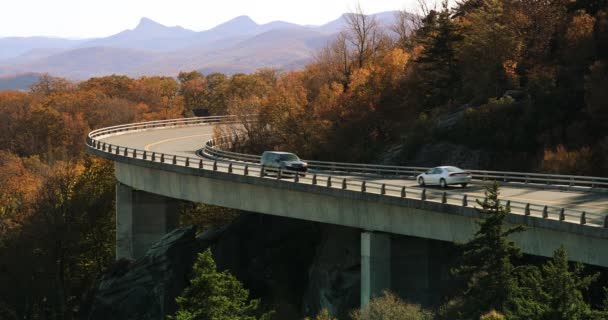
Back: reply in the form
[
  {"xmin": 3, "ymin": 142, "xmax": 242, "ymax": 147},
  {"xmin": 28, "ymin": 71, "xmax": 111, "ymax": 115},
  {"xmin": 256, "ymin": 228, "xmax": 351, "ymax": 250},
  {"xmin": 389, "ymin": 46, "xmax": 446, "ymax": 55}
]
[{"xmin": 88, "ymin": 117, "xmax": 608, "ymax": 269}]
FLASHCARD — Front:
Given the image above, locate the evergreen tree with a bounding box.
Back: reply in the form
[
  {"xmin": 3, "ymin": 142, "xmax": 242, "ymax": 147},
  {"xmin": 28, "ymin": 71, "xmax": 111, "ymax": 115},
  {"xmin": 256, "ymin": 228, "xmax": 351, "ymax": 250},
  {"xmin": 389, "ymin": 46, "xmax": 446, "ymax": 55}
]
[
  {"xmin": 540, "ymin": 246, "xmax": 598, "ymax": 320},
  {"xmin": 506, "ymin": 247, "xmax": 601, "ymax": 320},
  {"xmin": 457, "ymin": 0, "xmax": 521, "ymax": 101},
  {"xmin": 451, "ymin": 182, "xmax": 525, "ymax": 319},
  {"xmin": 592, "ymin": 288, "xmax": 608, "ymax": 319},
  {"xmin": 416, "ymin": 0, "xmax": 462, "ymax": 109},
  {"xmin": 168, "ymin": 248, "xmax": 273, "ymax": 320}
]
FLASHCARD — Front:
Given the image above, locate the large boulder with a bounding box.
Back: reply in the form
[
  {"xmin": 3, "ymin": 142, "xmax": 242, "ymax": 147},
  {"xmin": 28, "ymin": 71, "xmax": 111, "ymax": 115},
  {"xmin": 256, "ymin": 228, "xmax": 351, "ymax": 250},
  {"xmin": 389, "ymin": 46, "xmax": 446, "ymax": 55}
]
[
  {"xmin": 210, "ymin": 214, "xmax": 323, "ymax": 319},
  {"xmin": 301, "ymin": 225, "xmax": 361, "ymax": 318},
  {"xmin": 86, "ymin": 226, "xmax": 210, "ymax": 320}
]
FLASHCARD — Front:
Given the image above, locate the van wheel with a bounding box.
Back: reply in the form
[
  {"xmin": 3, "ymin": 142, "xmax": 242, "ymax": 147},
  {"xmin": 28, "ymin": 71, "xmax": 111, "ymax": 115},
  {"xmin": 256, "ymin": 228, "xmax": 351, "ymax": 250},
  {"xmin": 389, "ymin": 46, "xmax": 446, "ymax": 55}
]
[
  {"xmin": 418, "ymin": 177, "xmax": 425, "ymax": 186},
  {"xmin": 440, "ymin": 179, "xmax": 447, "ymax": 189},
  {"xmin": 461, "ymin": 183, "xmax": 468, "ymax": 188}
]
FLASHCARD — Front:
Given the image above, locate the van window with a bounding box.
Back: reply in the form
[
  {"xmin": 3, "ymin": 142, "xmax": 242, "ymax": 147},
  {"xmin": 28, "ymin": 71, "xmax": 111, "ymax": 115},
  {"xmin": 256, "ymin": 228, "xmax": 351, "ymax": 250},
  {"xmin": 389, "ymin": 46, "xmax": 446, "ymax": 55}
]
[{"xmin": 278, "ymin": 154, "xmax": 298, "ymax": 162}]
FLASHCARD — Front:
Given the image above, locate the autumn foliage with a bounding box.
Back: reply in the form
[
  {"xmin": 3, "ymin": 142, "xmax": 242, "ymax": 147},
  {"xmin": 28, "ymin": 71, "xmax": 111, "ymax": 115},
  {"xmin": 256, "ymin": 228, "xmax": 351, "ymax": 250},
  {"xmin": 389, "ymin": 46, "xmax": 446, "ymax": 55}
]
[{"xmin": 0, "ymin": 0, "xmax": 607, "ymax": 318}]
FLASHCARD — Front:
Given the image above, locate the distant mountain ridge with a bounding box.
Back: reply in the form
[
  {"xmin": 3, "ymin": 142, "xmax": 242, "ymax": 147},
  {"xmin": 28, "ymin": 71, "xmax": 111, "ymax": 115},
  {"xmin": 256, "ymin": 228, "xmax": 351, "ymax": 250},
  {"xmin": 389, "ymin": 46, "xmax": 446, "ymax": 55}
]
[
  {"xmin": 0, "ymin": 11, "xmax": 409, "ymax": 86},
  {"xmin": 78, "ymin": 17, "xmax": 197, "ymax": 51}
]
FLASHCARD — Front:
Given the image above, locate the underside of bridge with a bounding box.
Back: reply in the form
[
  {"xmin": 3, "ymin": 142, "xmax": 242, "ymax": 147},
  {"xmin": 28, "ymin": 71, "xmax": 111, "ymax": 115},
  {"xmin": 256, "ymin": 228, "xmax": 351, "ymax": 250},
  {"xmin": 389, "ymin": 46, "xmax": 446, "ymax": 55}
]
[{"xmin": 114, "ymin": 183, "xmax": 459, "ymax": 307}]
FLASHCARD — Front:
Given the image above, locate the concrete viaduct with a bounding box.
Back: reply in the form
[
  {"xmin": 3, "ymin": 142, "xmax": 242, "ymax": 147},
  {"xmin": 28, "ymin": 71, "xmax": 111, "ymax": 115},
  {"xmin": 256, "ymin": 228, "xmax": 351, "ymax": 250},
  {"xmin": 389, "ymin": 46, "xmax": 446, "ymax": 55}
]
[{"xmin": 87, "ymin": 116, "xmax": 608, "ymax": 306}]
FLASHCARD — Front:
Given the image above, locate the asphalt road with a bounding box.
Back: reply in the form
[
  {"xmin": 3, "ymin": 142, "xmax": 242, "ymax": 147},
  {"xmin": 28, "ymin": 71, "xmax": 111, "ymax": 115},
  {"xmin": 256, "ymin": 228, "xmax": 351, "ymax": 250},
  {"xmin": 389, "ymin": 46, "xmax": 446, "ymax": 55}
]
[{"xmin": 100, "ymin": 124, "xmax": 608, "ymax": 224}]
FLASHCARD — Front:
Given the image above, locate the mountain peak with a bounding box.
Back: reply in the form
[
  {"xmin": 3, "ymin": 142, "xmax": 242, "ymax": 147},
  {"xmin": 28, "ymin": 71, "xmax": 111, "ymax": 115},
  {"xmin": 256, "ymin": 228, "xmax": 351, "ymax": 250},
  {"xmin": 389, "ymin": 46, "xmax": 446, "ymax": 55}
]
[
  {"xmin": 135, "ymin": 17, "xmax": 166, "ymax": 30},
  {"xmin": 213, "ymin": 15, "xmax": 258, "ymax": 32},
  {"xmin": 231, "ymin": 15, "xmax": 257, "ymax": 24}
]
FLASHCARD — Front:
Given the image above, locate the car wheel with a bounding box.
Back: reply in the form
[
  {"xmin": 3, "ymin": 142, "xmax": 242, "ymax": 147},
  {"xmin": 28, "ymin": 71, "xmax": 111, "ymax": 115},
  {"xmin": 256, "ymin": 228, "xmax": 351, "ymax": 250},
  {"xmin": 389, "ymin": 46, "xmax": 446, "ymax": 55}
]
[
  {"xmin": 418, "ymin": 177, "xmax": 425, "ymax": 186},
  {"xmin": 461, "ymin": 183, "xmax": 468, "ymax": 188},
  {"xmin": 440, "ymin": 179, "xmax": 447, "ymax": 189}
]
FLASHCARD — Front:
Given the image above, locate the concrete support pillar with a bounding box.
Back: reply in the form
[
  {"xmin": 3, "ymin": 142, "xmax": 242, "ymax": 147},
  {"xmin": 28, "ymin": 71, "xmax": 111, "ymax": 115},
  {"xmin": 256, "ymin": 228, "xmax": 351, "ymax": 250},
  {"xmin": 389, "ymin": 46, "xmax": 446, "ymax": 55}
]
[
  {"xmin": 361, "ymin": 231, "xmax": 391, "ymax": 307},
  {"xmin": 116, "ymin": 183, "xmax": 179, "ymax": 260}
]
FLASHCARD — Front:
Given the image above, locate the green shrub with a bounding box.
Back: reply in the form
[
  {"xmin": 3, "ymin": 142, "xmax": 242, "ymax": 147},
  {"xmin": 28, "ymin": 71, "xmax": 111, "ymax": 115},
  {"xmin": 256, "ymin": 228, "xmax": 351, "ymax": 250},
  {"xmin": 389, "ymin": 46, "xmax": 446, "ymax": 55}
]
[
  {"xmin": 350, "ymin": 291, "xmax": 433, "ymax": 320},
  {"xmin": 480, "ymin": 310, "xmax": 506, "ymax": 320},
  {"xmin": 305, "ymin": 309, "xmax": 337, "ymax": 320}
]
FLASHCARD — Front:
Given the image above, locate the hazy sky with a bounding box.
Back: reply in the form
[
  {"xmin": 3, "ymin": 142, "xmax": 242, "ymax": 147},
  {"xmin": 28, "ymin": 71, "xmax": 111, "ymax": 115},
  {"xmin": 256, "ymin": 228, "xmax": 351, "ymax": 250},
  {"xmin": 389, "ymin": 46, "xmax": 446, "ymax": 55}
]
[{"xmin": 1, "ymin": 0, "xmax": 420, "ymax": 38}]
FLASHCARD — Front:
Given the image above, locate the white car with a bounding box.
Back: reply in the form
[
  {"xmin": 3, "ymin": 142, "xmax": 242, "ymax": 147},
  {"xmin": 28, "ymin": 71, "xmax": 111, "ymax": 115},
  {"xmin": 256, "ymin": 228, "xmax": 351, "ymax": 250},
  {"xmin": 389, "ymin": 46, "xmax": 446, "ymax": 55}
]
[{"xmin": 416, "ymin": 166, "xmax": 472, "ymax": 188}]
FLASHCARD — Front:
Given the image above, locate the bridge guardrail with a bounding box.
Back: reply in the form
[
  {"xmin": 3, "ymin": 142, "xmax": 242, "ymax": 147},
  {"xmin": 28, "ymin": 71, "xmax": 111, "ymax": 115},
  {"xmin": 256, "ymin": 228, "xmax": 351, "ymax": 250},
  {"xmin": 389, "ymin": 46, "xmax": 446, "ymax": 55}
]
[
  {"xmin": 204, "ymin": 137, "xmax": 608, "ymax": 189},
  {"xmin": 86, "ymin": 116, "xmax": 608, "ymax": 229}
]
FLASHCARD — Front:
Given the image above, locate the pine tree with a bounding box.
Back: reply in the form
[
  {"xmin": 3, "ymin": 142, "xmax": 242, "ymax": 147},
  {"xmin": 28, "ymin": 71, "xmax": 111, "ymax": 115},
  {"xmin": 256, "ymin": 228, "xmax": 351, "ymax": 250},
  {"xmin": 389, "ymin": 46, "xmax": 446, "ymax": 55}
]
[
  {"xmin": 416, "ymin": 0, "xmax": 462, "ymax": 109},
  {"xmin": 457, "ymin": 0, "xmax": 521, "ymax": 101},
  {"xmin": 168, "ymin": 248, "xmax": 273, "ymax": 320},
  {"xmin": 540, "ymin": 246, "xmax": 598, "ymax": 320},
  {"xmin": 451, "ymin": 182, "xmax": 525, "ymax": 319},
  {"xmin": 593, "ymin": 288, "xmax": 608, "ymax": 319}
]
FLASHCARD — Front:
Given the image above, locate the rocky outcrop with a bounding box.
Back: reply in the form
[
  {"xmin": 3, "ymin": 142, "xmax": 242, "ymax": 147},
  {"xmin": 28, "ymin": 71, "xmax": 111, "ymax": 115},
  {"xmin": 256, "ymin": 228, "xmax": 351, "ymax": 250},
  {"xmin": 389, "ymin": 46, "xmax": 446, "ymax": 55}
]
[
  {"xmin": 211, "ymin": 214, "xmax": 322, "ymax": 319},
  {"xmin": 409, "ymin": 142, "xmax": 492, "ymax": 169},
  {"xmin": 407, "ymin": 142, "xmax": 538, "ymax": 171},
  {"xmin": 86, "ymin": 227, "xmax": 209, "ymax": 320},
  {"xmin": 85, "ymin": 214, "xmax": 457, "ymax": 320},
  {"xmin": 302, "ymin": 225, "xmax": 361, "ymax": 318},
  {"xmin": 85, "ymin": 214, "xmax": 367, "ymax": 320}
]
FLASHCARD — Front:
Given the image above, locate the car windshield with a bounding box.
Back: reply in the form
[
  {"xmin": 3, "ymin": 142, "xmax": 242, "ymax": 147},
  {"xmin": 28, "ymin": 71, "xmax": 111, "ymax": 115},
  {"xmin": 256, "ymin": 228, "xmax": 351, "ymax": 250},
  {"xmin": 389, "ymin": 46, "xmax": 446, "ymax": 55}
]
[
  {"xmin": 278, "ymin": 154, "xmax": 299, "ymax": 162},
  {"xmin": 444, "ymin": 166, "xmax": 463, "ymax": 172}
]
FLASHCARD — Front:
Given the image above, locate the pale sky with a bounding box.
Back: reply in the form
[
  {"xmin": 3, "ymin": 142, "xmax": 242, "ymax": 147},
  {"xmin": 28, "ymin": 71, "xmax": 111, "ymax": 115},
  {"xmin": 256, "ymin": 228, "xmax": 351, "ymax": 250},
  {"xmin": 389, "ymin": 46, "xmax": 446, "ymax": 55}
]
[{"xmin": 0, "ymin": 0, "xmax": 422, "ymax": 38}]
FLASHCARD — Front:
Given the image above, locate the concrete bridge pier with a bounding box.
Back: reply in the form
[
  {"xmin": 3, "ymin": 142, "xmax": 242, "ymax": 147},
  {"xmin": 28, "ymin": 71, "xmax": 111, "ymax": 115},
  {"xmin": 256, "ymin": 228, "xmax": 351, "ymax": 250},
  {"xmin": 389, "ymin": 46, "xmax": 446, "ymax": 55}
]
[
  {"xmin": 116, "ymin": 183, "xmax": 179, "ymax": 260},
  {"xmin": 361, "ymin": 231, "xmax": 391, "ymax": 306}
]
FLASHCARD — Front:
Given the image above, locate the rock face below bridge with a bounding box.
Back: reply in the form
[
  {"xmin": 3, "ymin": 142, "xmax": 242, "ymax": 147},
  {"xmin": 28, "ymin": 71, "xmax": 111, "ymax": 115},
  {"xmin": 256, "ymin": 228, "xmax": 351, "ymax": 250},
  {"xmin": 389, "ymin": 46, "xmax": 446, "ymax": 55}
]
[
  {"xmin": 85, "ymin": 214, "xmax": 456, "ymax": 320},
  {"xmin": 85, "ymin": 226, "xmax": 206, "ymax": 320}
]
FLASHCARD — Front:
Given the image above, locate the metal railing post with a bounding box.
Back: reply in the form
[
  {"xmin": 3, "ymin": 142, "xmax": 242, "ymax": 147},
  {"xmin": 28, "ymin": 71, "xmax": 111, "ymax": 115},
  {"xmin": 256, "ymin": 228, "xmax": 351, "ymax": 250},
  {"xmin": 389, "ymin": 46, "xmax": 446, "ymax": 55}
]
[
  {"xmin": 123, "ymin": 148, "xmax": 128, "ymax": 157},
  {"xmin": 173, "ymin": 155, "xmax": 177, "ymax": 165},
  {"xmin": 381, "ymin": 184, "xmax": 386, "ymax": 195},
  {"xmin": 143, "ymin": 151, "xmax": 147, "ymax": 160},
  {"xmin": 199, "ymin": 159, "xmax": 203, "ymax": 169},
  {"xmin": 228, "ymin": 163, "xmax": 232, "ymax": 173},
  {"xmin": 185, "ymin": 158, "xmax": 190, "ymax": 167},
  {"xmin": 361, "ymin": 181, "xmax": 366, "ymax": 192},
  {"xmin": 260, "ymin": 166, "xmax": 265, "ymax": 177},
  {"xmin": 559, "ymin": 208, "xmax": 565, "ymax": 221},
  {"xmin": 327, "ymin": 176, "xmax": 332, "ymax": 187},
  {"xmin": 525, "ymin": 203, "xmax": 530, "ymax": 216},
  {"xmin": 441, "ymin": 192, "xmax": 447, "ymax": 204},
  {"xmin": 401, "ymin": 186, "xmax": 406, "ymax": 198},
  {"xmin": 462, "ymin": 194, "xmax": 468, "ymax": 207},
  {"xmin": 213, "ymin": 161, "xmax": 217, "ymax": 171},
  {"xmin": 542, "ymin": 206, "xmax": 548, "ymax": 218},
  {"xmin": 312, "ymin": 174, "xmax": 317, "ymax": 185},
  {"xmin": 421, "ymin": 189, "xmax": 426, "ymax": 201},
  {"xmin": 505, "ymin": 200, "xmax": 511, "ymax": 212},
  {"xmin": 151, "ymin": 152, "xmax": 156, "ymax": 161},
  {"xmin": 580, "ymin": 212, "xmax": 586, "ymax": 225},
  {"xmin": 160, "ymin": 154, "xmax": 164, "ymax": 163},
  {"xmin": 244, "ymin": 165, "xmax": 248, "ymax": 175},
  {"xmin": 342, "ymin": 179, "xmax": 347, "ymax": 190},
  {"xmin": 132, "ymin": 149, "xmax": 136, "ymax": 158},
  {"xmin": 294, "ymin": 173, "xmax": 299, "ymax": 183},
  {"xmin": 277, "ymin": 168, "xmax": 282, "ymax": 179}
]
